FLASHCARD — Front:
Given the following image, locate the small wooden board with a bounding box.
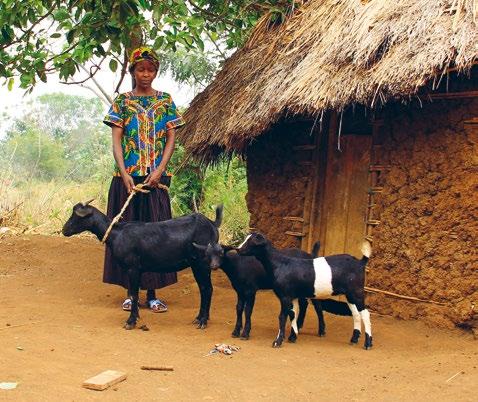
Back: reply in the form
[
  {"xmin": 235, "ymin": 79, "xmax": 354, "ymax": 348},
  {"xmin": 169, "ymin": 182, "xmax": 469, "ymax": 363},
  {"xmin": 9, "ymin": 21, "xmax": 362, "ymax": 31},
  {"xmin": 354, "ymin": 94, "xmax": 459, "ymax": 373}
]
[{"xmin": 82, "ymin": 370, "xmax": 127, "ymax": 391}]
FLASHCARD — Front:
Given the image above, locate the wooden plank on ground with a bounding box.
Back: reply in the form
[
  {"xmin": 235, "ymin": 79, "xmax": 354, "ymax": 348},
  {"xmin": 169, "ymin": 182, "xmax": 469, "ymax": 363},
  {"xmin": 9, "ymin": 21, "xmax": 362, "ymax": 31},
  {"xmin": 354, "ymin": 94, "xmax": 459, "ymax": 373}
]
[{"xmin": 83, "ymin": 370, "xmax": 127, "ymax": 391}]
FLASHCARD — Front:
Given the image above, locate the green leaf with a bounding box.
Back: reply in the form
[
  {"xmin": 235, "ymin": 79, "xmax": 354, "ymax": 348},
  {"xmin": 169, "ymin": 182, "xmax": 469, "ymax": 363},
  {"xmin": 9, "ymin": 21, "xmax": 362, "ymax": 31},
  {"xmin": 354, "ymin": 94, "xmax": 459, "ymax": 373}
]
[
  {"xmin": 50, "ymin": 33, "xmax": 62, "ymax": 39},
  {"xmin": 53, "ymin": 8, "xmax": 70, "ymax": 22},
  {"xmin": 154, "ymin": 36, "xmax": 164, "ymax": 49},
  {"xmin": 66, "ymin": 29, "xmax": 75, "ymax": 44},
  {"xmin": 37, "ymin": 69, "xmax": 47, "ymax": 83},
  {"xmin": 20, "ymin": 73, "xmax": 33, "ymax": 88},
  {"xmin": 188, "ymin": 15, "xmax": 204, "ymax": 28},
  {"xmin": 138, "ymin": 0, "xmax": 150, "ymax": 10},
  {"xmin": 7, "ymin": 77, "xmax": 14, "ymax": 91},
  {"xmin": 109, "ymin": 59, "xmax": 118, "ymax": 72},
  {"xmin": 196, "ymin": 38, "xmax": 204, "ymax": 52}
]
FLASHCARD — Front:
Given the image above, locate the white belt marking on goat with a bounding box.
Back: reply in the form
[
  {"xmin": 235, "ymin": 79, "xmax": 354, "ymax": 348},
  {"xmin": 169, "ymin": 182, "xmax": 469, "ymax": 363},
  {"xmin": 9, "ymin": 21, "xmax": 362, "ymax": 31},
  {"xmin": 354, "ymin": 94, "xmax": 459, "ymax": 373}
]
[
  {"xmin": 312, "ymin": 257, "xmax": 333, "ymax": 298},
  {"xmin": 290, "ymin": 299, "xmax": 299, "ymax": 335},
  {"xmin": 360, "ymin": 309, "xmax": 372, "ymax": 336},
  {"xmin": 347, "ymin": 303, "xmax": 362, "ymax": 331},
  {"xmin": 238, "ymin": 234, "xmax": 252, "ymax": 249}
]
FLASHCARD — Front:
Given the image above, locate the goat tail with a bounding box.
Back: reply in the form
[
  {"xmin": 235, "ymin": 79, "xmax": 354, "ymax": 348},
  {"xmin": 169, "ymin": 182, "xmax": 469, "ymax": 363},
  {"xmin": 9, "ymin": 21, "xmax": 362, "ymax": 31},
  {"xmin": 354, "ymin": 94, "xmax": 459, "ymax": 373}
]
[
  {"xmin": 319, "ymin": 299, "xmax": 352, "ymax": 316},
  {"xmin": 214, "ymin": 204, "xmax": 224, "ymax": 227},
  {"xmin": 360, "ymin": 240, "xmax": 372, "ymax": 265},
  {"xmin": 311, "ymin": 241, "xmax": 321, "ymax": 258}
]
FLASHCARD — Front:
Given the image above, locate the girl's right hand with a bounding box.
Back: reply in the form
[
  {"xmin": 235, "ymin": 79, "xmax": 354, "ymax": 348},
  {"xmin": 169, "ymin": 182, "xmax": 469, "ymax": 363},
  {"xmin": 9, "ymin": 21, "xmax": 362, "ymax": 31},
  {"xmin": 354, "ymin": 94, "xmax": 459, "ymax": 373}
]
[{"xmin": 121, "ymin": 173, "xmax": 135, "ymax": 193}]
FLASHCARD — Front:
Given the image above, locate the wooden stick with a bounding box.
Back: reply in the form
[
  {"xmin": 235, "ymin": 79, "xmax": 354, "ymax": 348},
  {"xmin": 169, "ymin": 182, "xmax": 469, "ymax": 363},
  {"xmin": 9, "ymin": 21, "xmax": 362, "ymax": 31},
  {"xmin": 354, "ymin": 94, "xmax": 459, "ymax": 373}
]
[
  {"xmin": 102, "ymin": 183, "xmax": 165, "ymax": 243},
  {"xmin": 285, "ymin": 231, "xmax": 305, "ymax": 237},
  {"xmin": 0, "ymin": 321, "xmax": 40, "ymax": 331},
  {"xmin": 282, "ymin": 216, "xmax": 304, "ymax": 222},
  {"xmin": 140, "ymin": 365, "xmax": 174, "ymax": 371},
  {"xmin": 292, "ymin": 144, "xmax": 316, "ymax": 151},
  {"xmin": 428, "ymin": 90, "xmax": 478, "ymax": 100},
  {"xmin": 365, "ymin": 287, "xmax": 447, "ymax": 306},
  {"xmin": 445, "ymin": 371, "xmax": 462, "ymax": 383}
]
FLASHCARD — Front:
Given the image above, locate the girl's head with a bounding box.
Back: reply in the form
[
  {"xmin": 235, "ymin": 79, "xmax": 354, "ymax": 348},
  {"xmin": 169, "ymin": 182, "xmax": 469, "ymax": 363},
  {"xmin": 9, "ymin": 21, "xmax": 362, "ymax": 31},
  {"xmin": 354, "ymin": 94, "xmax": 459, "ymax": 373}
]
[{"xmin": 128, "ymin": 47, "xmax": 160, "ymax": 89}]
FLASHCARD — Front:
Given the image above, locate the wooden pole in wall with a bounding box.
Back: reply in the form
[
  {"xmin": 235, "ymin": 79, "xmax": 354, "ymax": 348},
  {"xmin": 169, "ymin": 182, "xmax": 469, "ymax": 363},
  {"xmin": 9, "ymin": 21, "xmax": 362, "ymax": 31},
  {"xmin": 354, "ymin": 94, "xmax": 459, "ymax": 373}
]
[
  {"xmin": 365, "ymin": 287, "xmax": 447, "ymax": 306},
  {"xmin": 301, "ymin": 115, "xmax": 329, "ymax": 253}
]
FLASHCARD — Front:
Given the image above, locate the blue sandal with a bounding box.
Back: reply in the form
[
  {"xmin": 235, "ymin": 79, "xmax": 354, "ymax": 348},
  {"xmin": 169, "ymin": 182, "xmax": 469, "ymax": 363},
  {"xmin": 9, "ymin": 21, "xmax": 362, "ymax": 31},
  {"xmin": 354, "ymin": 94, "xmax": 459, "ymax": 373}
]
[
  {"xmin": 122, "ymin": 298, "xmax": 132, "ymax": 311},
  {"xmin": 148, "ymin": 299, "xmax": 168, "ymax": 313}
]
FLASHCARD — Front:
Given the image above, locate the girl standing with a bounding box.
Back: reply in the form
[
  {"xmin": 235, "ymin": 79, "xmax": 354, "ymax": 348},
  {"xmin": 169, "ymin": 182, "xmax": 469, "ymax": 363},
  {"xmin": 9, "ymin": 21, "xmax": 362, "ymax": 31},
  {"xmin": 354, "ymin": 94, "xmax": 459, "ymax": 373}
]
[{"xmin": 103, "ymin": 46, "xmax": 185, "ymax": 313}]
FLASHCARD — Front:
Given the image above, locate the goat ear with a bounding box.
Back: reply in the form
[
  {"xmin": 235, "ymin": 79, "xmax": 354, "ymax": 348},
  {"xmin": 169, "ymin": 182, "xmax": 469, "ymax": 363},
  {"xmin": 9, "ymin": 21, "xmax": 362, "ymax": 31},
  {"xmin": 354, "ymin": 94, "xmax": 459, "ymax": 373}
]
[
  {"xmin": 225, "ymin": 249, "xmax": 238, "ymax": 258},
  {"xmin": 74, "ymin": 206, "xmax": 93, "ymax": 218},
  {"xmin": 192, "ymin": 242, "xmax": 207, "ymax": 251},
  {"xmin": 253, "ymin": 233, "xmax": 267, "ymax": 245}
]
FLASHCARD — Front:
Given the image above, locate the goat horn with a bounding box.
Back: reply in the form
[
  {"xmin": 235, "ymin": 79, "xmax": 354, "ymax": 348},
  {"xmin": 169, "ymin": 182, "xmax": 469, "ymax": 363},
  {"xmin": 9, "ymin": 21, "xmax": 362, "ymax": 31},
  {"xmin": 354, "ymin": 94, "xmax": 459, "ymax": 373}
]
[{"xmin": 83, "ymin": 198, "xmax": 95, "ymax": 206}]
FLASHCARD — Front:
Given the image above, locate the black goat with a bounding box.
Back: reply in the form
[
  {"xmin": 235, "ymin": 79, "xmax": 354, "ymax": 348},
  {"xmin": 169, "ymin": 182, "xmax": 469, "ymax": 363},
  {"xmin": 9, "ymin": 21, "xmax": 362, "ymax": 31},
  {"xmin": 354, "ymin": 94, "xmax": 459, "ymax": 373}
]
[
  {"xmin": 193, "ymin": 242, "xmax": 321, "ymax": 340},
  {"xmin": 62, "ymin": 200, "xmax": 223, "ymax": 330},
  {"xmin": 238, "ymin": 233, "xmax": 373, "ymax": 349}
]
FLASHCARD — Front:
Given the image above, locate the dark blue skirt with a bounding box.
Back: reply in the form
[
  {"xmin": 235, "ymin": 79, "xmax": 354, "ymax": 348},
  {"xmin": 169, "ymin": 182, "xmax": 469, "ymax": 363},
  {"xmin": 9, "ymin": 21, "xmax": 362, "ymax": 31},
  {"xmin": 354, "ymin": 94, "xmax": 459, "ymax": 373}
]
[{"xmin": 103, "ymin": 175, "xmax": 178, "ymax": 290}]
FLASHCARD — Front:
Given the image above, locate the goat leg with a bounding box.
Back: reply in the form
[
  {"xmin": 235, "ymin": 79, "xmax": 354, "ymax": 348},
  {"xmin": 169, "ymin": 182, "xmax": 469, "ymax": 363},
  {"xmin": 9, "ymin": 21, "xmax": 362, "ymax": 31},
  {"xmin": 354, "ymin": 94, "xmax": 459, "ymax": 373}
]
[
  {"xmin": 287, "ymin": 299, "xmax": 299, "ymax": 343},
  {"xmin": 191, "ymin": 265, "xmax": 212, "ymax": 329},
  {"xmin": 310, "ymin": 299, "xmax": 326, "ymax": 336},
  {"xmin": 296, "ymin": 298, "xmax": 308, "ymax": 331},
  {"xmin": 273, "ymin": 298, "xmax": 291, "ymax": 348},
  {"xmin": 346, "ymin": 301, "xmax": 362, "ymax": 345},
  {"xmin": 240, "ymin": 292, "xmax": 256, "ymax": 340},
  {"xmin": 124, "ymin": 268, "xmax": 140, "ymax": 330},
  {"xmin": 232, "ymin": 295, "xmax": 244, "ymax": 338}
]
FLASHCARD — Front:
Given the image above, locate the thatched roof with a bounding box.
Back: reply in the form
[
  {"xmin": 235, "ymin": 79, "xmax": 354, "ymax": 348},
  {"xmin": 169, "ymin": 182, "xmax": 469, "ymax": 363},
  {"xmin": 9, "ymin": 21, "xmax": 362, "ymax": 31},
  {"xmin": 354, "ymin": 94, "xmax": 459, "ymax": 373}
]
[{"xmin": 178, "ymin": 0, "xmax": 478, "ymax": 163}]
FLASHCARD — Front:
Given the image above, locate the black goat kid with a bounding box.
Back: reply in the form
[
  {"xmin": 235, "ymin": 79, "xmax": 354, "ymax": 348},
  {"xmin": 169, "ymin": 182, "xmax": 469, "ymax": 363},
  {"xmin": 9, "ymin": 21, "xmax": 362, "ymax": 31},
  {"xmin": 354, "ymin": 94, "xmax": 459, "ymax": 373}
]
[
  {"xmin": 238, "ymin": 233, "xmax": 372, "ymax": 349},
  {"xmin": 62, "ymin": 200, "xmax": 223, "ymax": 330},
  {"xmin": 194, "ymin": 241, "xmax": 340, "ymax": 340}
]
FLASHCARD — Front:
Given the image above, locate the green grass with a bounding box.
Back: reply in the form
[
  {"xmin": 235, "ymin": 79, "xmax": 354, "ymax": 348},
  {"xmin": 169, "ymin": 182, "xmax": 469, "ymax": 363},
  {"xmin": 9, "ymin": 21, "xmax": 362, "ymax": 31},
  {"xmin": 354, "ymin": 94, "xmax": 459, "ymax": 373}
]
[{"xmin": 0, "ymin": 163, "xmax": 250, "ymax": 243}]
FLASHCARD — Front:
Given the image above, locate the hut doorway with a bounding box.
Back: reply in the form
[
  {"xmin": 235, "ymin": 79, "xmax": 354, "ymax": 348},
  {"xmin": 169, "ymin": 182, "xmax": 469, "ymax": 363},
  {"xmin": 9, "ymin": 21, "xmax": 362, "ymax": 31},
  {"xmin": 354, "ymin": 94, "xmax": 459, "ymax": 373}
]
[{"xmin": 302, "ymin": 111, "xmax": 373, "ymax": 257}]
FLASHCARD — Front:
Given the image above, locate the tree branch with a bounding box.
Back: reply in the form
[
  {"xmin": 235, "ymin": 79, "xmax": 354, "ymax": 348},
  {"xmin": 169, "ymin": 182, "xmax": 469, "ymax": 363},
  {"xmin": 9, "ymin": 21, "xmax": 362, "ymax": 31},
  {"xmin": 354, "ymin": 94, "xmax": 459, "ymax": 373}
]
[
  {"xmin": 114, "ymin": 50, "xmax": 129, "ymax": 95},
  {"xmin": 77, "ymin": 83, "xmax": 111, "ymax": 106},
  {"xmin": 78, "ymin": 64, "xmax": 113, "ymax": 104},
  {"xmin": 205, "ymin": 31, "xmax": 227, "ymax": 61}
]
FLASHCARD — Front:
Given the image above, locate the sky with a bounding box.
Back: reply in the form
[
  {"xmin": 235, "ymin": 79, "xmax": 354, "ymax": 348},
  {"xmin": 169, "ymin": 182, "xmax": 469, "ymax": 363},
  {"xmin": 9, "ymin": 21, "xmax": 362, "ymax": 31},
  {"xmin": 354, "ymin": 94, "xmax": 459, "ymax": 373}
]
[{"xmin": 0, "ymin": 67, "xmax": 196, "ymax": 134}]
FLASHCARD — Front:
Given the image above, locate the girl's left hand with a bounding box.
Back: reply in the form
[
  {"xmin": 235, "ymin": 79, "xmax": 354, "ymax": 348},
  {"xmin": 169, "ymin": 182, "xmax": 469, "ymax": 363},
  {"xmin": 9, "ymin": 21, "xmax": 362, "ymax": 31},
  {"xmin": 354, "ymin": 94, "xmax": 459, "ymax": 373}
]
[{"xmin": 144, "ymin": 167, "xmax": 164, "ymax": 187}]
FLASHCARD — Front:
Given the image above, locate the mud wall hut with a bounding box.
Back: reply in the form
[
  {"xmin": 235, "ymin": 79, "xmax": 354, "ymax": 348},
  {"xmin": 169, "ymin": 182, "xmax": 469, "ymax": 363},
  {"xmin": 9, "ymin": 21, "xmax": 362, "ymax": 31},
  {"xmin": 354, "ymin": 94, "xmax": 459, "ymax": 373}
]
[{"xmin": 178, "ymin": 0, "xmax": 478, "ymax": 333}]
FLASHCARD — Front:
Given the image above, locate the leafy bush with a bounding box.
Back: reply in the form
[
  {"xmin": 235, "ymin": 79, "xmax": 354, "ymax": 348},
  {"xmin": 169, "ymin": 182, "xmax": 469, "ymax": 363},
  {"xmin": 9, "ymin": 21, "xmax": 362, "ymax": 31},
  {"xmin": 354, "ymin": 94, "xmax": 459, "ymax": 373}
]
[{"xmin": 199, "ymin": 158, "xmax": 249, "ymax": 244}]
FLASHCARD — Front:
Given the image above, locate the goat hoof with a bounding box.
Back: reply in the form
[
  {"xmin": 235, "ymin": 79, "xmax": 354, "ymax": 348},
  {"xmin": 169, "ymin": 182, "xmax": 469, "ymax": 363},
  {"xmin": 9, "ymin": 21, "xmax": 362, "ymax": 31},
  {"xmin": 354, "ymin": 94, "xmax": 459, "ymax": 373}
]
[
  {"xmin": 272, "ymin": 340, "xmax": 282, "ymax": 348},
  {"xmin": 287, "ymin": 336, "xmax": 297, "ymax": 343},
  {"xmin": 240, "ymin": 335, "xmax": 250, "ymax": 340},
  {"xmin": 231, "ymin": 331, "xmax": 240, "ymax": 338},
  {"xmin": 318, "ymin": 332, "xmax": 326, "ymax": 337},
  {"xmin": 196, "ymin": 319, "xmax": 208, "ymax": 329},
  {"xmin": 363, "ymin": 334, "xmax": 373, "ymax": 350},
  {"xmin": 350, "ymin": 329, "xmax": 361, "ymax": 344},
  {"xmin": 124, "ymin": 322, "xmax": 136, "ymax": 330}
]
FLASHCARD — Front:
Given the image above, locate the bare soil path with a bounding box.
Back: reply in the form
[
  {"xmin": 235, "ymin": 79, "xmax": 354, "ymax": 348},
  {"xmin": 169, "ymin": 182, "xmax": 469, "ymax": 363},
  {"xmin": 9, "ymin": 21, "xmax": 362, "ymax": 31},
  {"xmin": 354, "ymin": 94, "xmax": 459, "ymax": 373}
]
[{"xmin": 0, "ymin": 235, "xmax": 476, "ymax": 401}]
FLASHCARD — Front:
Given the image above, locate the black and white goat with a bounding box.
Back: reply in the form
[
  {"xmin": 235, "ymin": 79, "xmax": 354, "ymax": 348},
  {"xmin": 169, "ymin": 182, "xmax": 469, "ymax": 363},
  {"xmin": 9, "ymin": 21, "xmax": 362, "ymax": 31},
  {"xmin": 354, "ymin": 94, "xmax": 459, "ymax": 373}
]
[
  {"xmin": 62, "ymin": 200, "xmax": 223, "ymax": 330},
  {"xmin": 238, "ymin": 233, "xmax": 373, "ymax": 349},
  {"xmin": 193, "ymin": 242, "xmax": 323, "ymax": 340}
]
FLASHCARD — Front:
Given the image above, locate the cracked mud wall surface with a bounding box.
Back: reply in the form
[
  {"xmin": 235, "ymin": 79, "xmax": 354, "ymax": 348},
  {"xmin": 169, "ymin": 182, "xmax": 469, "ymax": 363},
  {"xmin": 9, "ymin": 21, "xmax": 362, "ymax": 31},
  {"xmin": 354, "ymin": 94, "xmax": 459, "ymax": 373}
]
[
  {"xmin": 368, "ymin": 98, "xmax": 478, "ymax": 332},
  {"xmin": 246, "ymin": 120, "xmax": 314, "ymax": 250}
]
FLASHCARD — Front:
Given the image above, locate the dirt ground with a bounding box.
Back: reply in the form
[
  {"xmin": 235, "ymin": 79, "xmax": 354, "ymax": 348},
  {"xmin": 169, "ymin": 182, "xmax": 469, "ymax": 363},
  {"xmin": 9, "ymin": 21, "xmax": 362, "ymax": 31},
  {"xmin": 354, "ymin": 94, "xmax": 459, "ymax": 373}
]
[{"xmin": 0, "ymin": 235, "xmax": 477, "ymax": 401}]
